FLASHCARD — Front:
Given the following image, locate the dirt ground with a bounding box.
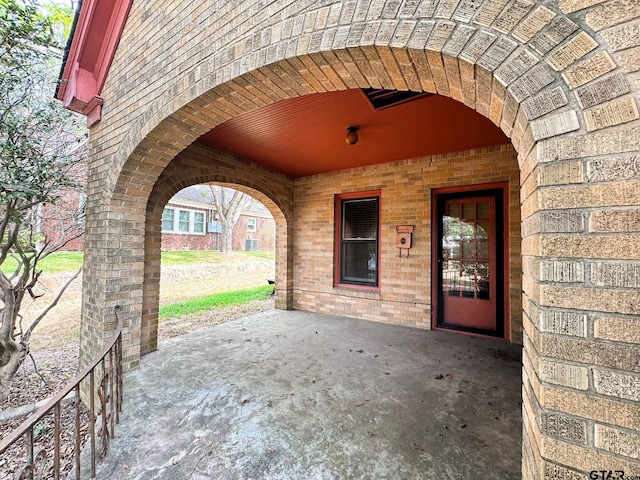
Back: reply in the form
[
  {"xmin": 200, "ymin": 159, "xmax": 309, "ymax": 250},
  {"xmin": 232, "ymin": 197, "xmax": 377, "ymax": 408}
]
[{"xmin": 18, "ymin": 253, "xmax": 275, "ymax": 350}]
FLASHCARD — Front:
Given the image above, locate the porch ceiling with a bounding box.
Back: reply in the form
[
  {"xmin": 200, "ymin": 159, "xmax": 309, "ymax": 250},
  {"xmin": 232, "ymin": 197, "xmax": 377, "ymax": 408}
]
[{"xmin": 199, "ymin": 89, "xmax": 510, "ymax": 178}]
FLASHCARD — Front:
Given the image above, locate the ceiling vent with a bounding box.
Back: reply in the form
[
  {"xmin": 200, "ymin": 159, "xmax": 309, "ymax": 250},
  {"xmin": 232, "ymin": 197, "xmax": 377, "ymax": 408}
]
[{"xmin": 362, "ymin": 88, "xmax": 433, "ymax": 110}]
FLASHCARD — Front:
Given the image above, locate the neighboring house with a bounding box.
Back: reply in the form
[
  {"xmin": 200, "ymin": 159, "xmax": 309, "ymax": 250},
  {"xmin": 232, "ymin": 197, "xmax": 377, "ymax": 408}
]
[
  {"xmin": 56, "ymin": 1, "xmax": 640, "ymax": 478},
  {"xmin": 160, "ymin": 185, "xmax": 275, "ymax": 251},
  {"xmin": 40, "ymin": 159, "xmax": 274, "ymax": 252}
]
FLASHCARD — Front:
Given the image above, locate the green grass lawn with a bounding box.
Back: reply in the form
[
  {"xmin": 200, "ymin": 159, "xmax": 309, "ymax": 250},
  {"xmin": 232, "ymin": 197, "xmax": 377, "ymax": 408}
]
[
  {"xmin": 160, "ymin": 250, "xmax": 227, "ymax": 266},
  {"xmin": 0, "ymin": 251, "xmax": 84, "ymax": 274},
  {"xmin": 1, "ymin": 250, "xmax": 275, "ymax": 273},
  {"xmin": 159, "ymin": 285, "xmax": 274, "ymax": 321}
]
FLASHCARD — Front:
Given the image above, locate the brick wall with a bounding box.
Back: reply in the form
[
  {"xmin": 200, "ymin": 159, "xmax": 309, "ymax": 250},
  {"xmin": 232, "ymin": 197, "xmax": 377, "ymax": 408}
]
[
  {"xmin": 293, "ymin": 145, "xmax": 522, "ymax": 339},
  {"xmin": 232, "ymin": 215, "xmax": 276, "ymax": 252},
  {"xmin": 74, "ymin": 1, "xmax": 640, "ymax": 478},
  {"xmin": 161, "ymin": 232, "xmax": 211, "ymax": 251},
  {"xmin": 40, "ymin": 144, "xmax": 88, "ymax": 252}
]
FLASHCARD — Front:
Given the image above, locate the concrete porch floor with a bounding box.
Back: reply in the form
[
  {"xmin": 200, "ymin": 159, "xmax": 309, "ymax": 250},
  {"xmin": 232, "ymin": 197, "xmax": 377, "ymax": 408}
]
[{"xmin": 93, "ymin": 310, "xmax": 522, "ymax": 479}]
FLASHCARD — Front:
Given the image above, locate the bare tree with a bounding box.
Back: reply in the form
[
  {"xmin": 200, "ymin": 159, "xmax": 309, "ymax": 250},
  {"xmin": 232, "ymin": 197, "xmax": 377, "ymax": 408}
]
[
  {"xmin": 0, "ymin": 0, "xmax": 86, "ymax": 397},
  {"xmin": 207, "ymin": 186, "xmax": 253, "ymax": 254}
]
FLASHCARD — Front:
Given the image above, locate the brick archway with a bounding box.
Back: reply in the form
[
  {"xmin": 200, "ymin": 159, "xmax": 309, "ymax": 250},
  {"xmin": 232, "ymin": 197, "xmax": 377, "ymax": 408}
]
[
  {"xmin": 139, "ymin": 143, "xmax": 294, "ymax": 355},
  {"xmin": 79, "ymin": 2, "xmax": 640, "ymax": 478}
]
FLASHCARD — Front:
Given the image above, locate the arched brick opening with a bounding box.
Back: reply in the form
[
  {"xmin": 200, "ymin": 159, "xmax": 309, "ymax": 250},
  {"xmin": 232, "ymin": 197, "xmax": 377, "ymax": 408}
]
[
  {"xmin": 78, "ymin": 3, "xmax": 640, "ymax": 478},
  {"xmin": 139, "ymin": 143, "xmax": 294, "ymax": 355}
]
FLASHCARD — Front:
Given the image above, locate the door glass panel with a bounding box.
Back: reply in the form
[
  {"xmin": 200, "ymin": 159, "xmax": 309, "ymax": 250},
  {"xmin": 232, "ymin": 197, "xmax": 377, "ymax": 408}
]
[
  {"xmin": 460, "ymin": 262, "xmax": 477, "ymax": 297},
  {"xmin": 446, "ymin": 242, "xmax": 460, "ymax": 260},
  {"xmin": 443, "ymin": 260, "xmax": 460, "ymax": 296},
  {"xmin": 462, "ymin": 240, "xmax": 474, "ymax": 259},
  {"xmin": 448, "ymin": 203, "xmax": 460, "ymax": 220},
  {"xmin": 441, "ymin": 198, "xmax": 493, "ymax": 301},
  {"xmin": 443, "ymin": 216, "xmax": 453, "ymax": 238},
  {"xmin": 477, "ymin": 201, "xmax": 490, "ymax": 220},
  {"xmin": 462, "ymin": 202, "xmax": 475, "ymax": 221},
  {"xmin": 477, "ymin": 241, "xmax": 489, "ymax": 260},
  {"xmin": 476, "ymin": 221, "xmax": 490, "ymax": 240},
  {"xmin": 477, "ymin": 262, "xmax": 490, "ymax": 300}
]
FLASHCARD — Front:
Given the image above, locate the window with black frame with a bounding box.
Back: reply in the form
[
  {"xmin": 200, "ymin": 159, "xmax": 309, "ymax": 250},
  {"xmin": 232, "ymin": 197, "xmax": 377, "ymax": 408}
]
[{"xmin": 339, "ymin": 196, "xmax": 379, "ymax": 286}]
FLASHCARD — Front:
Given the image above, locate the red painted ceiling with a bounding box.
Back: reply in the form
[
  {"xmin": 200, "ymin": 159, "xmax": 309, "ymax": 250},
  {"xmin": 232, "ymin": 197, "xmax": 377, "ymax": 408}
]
[{"xmin": 200, "ymin": 89, "xmax": 510, "ymax": 178}]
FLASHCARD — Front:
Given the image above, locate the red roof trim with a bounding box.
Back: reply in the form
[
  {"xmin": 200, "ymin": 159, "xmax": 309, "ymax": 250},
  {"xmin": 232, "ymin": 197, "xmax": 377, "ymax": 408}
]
[{"xmin": 56, "ymin": 0, "xmax": 133, "ymax": 127}]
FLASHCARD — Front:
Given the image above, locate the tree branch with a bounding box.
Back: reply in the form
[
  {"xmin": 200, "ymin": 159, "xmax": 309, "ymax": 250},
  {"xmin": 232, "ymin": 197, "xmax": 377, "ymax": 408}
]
[{"xmin": 27, "ymin": 351, "xmax": 47, "ymax": 384}]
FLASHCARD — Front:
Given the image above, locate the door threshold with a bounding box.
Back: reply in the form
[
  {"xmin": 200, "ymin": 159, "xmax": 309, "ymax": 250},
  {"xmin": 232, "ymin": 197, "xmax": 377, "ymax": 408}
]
[{"xmin": 432, "ymin": 325, "xmax": 508, "ymax": 341}]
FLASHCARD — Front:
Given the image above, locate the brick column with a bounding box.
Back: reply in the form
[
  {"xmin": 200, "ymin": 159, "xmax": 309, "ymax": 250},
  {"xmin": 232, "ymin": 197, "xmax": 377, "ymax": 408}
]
[
  {"xmin": 521, "ymin": 126, "xmax": 640, "ymax": 478},
  {"xmin": 80, "ymin": 196, "xmax": 146, "ymax": 371}
]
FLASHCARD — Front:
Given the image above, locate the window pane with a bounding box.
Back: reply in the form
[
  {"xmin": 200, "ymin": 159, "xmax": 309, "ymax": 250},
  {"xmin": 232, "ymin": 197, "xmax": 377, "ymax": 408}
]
[
  {"xmin": 178, "ymin": 210, "xmax": 190, "ymax": 232},
  {"xmin": 247, "ymin": 218, "xmax": 257, "ymax": 232},
  {"xmin": 193, "ymin": 212, "xmax": 204, "ymax": 233},
  {"xmin": 343, "ymin": 199, "xmax": 377, "ymax": 240},
  {"xmin": 162, "ymin": 209, "xmax": 174, "ymax": 231},
  {"xmin": 78, "ymin": 194, "xmax": 87, "ymax": 226},
  {"xmin": 341, "ymin": 240, "xmax": 377, "ymax": 285}
]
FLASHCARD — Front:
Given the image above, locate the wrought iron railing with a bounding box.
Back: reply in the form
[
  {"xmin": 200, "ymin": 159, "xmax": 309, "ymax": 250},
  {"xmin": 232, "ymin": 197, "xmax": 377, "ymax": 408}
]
[{"xmin": 0, "ymin": 306, "xmax": 124, "ymax": 479}]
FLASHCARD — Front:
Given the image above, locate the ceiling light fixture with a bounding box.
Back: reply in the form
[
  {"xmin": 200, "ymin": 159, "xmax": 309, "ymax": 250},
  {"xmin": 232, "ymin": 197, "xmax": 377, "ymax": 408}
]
[{"xmin": 345, "ymin": 126, "xmax": 359, "ymax": 145}]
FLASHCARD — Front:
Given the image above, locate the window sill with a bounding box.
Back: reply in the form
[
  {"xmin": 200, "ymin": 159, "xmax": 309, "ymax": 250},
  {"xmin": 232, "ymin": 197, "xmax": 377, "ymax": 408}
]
[
  {"xmin": 161, "ymin": 231, "xmax": 206, "ymax": 236},
  {"xmin": 334, "ymin": 283, "xmax": 381, "ymax": 294}
]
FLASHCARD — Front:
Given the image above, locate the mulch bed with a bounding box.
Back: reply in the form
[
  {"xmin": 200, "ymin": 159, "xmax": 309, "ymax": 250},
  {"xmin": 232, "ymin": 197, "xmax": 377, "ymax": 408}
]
[
  {"xmin": 0, "ymin": 403, "xmax": 91, "ymax": 480},
  {"xmin": 1, "ymin": 343, "xmax": 90, "ymax": 480}
]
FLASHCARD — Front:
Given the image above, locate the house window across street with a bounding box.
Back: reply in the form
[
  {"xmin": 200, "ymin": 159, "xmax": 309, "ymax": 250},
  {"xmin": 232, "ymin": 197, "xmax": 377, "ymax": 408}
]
[
  {"xmin": 336, "ymin": 193, "xmax": 380, "ymax": 287},
  {"xmin": 162, "ymin": 207, "xmax": 206, "ymax": 235},
  {"xmin": 178, "ymin": 210, "xmax": 190, "ymax": 232},
  {"xmin": 162, "ymin": 208, "xmax": 175, "ymax": 232},
  {"xmin": 247, "ymin": 218, "xmax": 257, "ymax": 232},
  {"xmin": 193, "ymin": 212, "xmax": 205, "ymax": 234}
]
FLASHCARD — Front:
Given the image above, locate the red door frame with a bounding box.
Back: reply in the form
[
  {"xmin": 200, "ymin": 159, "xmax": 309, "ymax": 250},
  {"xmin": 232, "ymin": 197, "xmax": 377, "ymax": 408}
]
[{"xmin": 431, "ymin": 182, "xmax": 510, "ymax": 340}]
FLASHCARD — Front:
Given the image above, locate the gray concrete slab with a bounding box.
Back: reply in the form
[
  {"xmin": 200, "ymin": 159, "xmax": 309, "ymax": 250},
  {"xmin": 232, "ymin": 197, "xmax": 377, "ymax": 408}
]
[{"xmin": 93, "ymin": 310, "xmax": 522, "ymax": 479}]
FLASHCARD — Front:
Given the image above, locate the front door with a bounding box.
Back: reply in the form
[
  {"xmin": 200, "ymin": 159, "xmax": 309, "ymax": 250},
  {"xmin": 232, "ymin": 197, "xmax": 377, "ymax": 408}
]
[{"xmin": 434, "ymin": 188, "xmax": 505, "ymax": 337}]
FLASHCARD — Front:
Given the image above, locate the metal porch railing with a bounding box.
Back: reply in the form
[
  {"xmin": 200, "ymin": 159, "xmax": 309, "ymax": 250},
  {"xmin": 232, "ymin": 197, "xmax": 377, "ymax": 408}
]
[{"xmin": 0, "ymin": 306, "xmax": 124, "ymax": 479}]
